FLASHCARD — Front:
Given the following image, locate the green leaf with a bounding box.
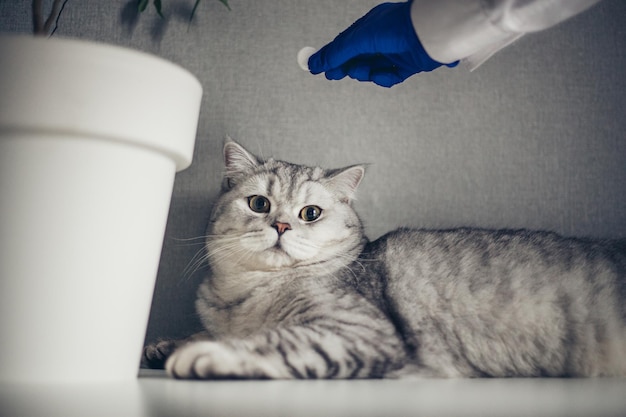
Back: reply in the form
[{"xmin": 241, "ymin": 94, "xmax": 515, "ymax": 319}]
[
  {"xmin": 153, "ymin": 0, "xmax": 163, "ymax": 18},
  {"xmin": 189, "ymin": 0, "xmax": 231, "ymax": 23},
  {"xmin": 137, "ymin": 0, "xmax": 149, "ymax": 12},
  {"xmin": 190, "ymin": 0, "xmax": 201, "ymax": 23},
  {"xmin": 218, "ymin": 0, "xmax": 231, "ymax": 11}
]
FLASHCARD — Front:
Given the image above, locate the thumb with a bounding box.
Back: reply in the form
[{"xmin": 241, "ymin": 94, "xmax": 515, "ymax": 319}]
[
  {"xmin": 308, "ymin": 36, "xmax": 356, "ymax": 75},
  {"xmin": 308, "ymin": 3, "xmax": 388, "ymax": 74}
]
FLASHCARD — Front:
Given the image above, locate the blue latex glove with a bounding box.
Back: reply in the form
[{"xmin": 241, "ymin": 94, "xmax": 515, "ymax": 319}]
[{"xmin": 308, "ymin": 1, "xmax": 458, "ymax": 88}]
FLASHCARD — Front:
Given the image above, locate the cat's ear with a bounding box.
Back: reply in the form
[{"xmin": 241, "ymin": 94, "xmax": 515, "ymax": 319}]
[
  {"xmin": 326, "ymin": 165, "xmax": 365, "ymax": 203},
  {"xmin": 223, "ymin": 137, "xmax": 260, "ymax": 189}
]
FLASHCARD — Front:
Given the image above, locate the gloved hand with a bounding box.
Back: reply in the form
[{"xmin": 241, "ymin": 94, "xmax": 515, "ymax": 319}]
[{"xmin": 308, "ymin": 1, "xmax": 458, "ymax": 88}]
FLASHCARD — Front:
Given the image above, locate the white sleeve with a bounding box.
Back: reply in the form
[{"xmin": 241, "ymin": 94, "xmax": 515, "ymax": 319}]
[{"xmin": 410, "ymin": 0, "xmax": 602, "ymax": 70}]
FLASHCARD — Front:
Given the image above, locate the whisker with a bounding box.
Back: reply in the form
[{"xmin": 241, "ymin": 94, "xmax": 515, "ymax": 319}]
[
  {"xmin": 181, "ymin": 246, "xmax": 210, "ymax": 281},
  {"xmin": 171, "ymin": 233, "xmax": 244, "ymax": 243},
  {"xmin": 170, "ymin": 235, "xmax": 208, "ymax": 242},
  {"xmin": 181, "ymin": 239, "xmax": 251, "ymax": 281},
  {"xmin": 207, "ymin": 242, "xmax": 249, "ymax": 266},
  {"xmin": 179, "ymin": 235, "xmax": 242, "ymax": 279}
]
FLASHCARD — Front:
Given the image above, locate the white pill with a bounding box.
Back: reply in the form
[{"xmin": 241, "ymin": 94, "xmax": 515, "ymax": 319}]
[{"xmin": 297, "ymin": 46, "xmax": 317, "ymax": 71}]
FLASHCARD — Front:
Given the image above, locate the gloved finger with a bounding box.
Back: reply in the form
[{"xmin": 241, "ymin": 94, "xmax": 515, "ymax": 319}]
[
  {"xmin": 335, "ymin": 54, "xmax": 409, "ymax": 86},
  {"xmin": 308, "ymin": 45, "xmax": 333, "ymax": 75},
  {"xmin": 370, "ymin": 64, "xmax": 417, "ymax": 87},
  {"xmin": 308, "ymin": 25, "xmax": 364, "ymax": 74},
  {"xmin": 369, "ymin": 72, "xmax": 404, "ymax": 88},
  {"xmin": 319, "ymin": 54, "xmax": 381, "ymax": 82},
  {"xmin": 308, "ymin": 3, "xmax": 396, "ymax": 74},
  {"xmin": 345, "ymin": 63, "xmax": 372, "ymax": 82},
  {"xmin": 324, "ymin": 66, "xmax": 348, "ymax": 81},
  {"xmin": 341, "ymin": 54, "xmax": 387, "ymax": 82},
  {"xmin": 309, "ymin": 36, "xmax": 362, "ymax": 75},
  {"xmin": 362, "ymin": 54, "xmax": 417, "ymax": 87}
]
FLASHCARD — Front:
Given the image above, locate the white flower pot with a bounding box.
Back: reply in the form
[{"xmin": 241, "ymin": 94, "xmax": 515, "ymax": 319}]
[{"xmin": 0, "ymin": 36, "xmax": 202, "ymax": 382}]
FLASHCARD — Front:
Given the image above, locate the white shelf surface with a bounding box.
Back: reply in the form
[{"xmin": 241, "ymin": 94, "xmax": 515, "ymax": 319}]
[{"xmin": 1, "ymin": 369, "xmax": 625, "ymax": 417}]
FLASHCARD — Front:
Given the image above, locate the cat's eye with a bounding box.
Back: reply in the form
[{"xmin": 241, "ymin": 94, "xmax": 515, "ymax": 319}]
[
  {"xmin": 300, "ymin": 205, "xmax": 322, "ymax": 222},
  {"xmin": 248, "ymin": 195, "xmax": 270, "ymax": 213}
]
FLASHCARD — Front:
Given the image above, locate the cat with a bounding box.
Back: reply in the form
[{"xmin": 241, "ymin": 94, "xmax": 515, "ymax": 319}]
[{"xmin": 143, "ymin": 138, "xmax": 626, "ymax": 379}]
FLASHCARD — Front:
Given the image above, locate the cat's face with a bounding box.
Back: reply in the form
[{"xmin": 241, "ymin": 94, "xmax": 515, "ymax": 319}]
[{"xmin": 207, "ymin": 140, "xmax": 365, "ymax": 274}]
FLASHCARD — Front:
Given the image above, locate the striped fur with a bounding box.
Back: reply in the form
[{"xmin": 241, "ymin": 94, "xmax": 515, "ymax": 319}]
[{"xmin": 144, "ymin": 139, "xmax": 626, "ymax": 379}]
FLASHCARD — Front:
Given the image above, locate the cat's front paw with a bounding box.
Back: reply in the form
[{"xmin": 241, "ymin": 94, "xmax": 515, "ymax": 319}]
[
  {"xmin": 142, "ymin": 340, "xmax": 180, "ymax": 369},
  {"xmin": 166, "ymin": 341, "xmax": 274, "ymax": 379}
]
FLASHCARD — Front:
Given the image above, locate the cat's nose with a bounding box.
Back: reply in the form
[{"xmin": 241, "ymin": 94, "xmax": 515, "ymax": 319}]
[{"xmin": 273, "ymin": 222, "xmax": 292, "ymax": 236}]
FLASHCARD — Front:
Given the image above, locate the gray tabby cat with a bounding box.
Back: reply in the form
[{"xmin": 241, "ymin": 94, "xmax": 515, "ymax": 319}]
[{"xmin": 143, "ymin": 139, "xmax": 626, "ymax": 379}]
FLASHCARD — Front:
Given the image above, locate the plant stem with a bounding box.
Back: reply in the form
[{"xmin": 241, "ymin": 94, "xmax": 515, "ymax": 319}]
[
  {"xmin": 44, "ymin": 0, "xmax": 65, "ymax": 34},
  {"xmin": 32, "ymin": 0, "xmax": 44, "ymax": 35},
  {"xmin": 32, "ymin": 0, "xmax": 66, "ymax": 36}
]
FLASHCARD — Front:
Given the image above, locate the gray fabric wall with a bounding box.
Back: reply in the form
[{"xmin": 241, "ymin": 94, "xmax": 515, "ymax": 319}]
[{"xmin": 2, "ymin": 0, "xmax": 625, "ymax": 345}]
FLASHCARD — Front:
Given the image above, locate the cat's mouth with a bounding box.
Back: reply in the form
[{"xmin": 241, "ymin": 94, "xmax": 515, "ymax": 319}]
[
  {"xmin": 270, "ymin": 241, "xmax": 289, "ymax": 255},
  {"xmin": 261, "ymin": 245, "xmax": 298, "ymax": 270}
]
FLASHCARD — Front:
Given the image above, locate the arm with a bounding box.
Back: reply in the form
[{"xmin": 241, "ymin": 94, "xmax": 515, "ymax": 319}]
[
  {"xmin": 166, "ymin": 323, "xmax": 403, "ymax": 379},
  {"xmin": 165, "ymin": 295, "xmax": 407, "ymax": 379},
  {"xmin": 412, "ymin": 0, "xmax": 603, "ymax": 69},
  {"xmin": 307, "ymin": 0, "xmax": 602, "ymax": 86}
]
